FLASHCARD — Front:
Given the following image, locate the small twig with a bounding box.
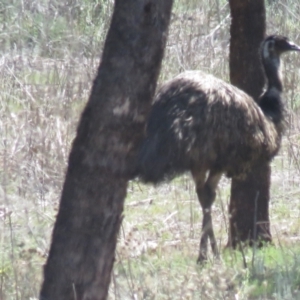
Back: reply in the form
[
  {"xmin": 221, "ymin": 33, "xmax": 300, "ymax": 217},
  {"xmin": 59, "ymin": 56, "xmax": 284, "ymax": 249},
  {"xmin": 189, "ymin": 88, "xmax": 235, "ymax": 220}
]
[
  {"xmin": 72, "ymin": 283, "xmax": 78, "ymax": 300},
  {"xmin": 252, "ymin": 191, "xmax": 260, "ymax": 269},
  {"xmin": 234, "ymin": 223, "xmax": 247, "ymax": 269},
  {"xmin": 126, "ymin": 198, "xmax": 153, "ymax": 207}
]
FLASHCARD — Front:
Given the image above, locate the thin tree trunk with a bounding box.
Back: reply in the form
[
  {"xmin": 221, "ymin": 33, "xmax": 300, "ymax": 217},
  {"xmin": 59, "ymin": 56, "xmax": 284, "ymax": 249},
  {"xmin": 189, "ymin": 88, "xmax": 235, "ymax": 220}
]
[
  {"xmin": 228, "ymin": 0, "xmax": 272, "ymax": 248},
  {"xmin": 40, "ymin": 1, "xmax": 173, "ymax": 299}
]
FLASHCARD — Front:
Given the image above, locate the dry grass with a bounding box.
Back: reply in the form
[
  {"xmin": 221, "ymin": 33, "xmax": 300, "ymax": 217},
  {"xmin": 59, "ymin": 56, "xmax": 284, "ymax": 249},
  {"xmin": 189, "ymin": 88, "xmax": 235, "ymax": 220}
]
[{"xmin": 1, "ymin": 0, "xmax": 300, "ymax": 299}]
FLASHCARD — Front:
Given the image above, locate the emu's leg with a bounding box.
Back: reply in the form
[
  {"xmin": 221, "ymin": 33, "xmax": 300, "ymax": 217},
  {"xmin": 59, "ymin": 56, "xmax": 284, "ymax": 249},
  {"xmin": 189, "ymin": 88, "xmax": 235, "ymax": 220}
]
[{"xmin": 192, "ymin": 169, "xmax": 222, "ymax": 263}]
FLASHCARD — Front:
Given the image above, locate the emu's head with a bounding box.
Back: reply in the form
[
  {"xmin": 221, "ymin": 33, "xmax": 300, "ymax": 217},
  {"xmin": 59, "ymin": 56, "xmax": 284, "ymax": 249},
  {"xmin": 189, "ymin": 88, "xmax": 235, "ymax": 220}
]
[
  {"xmin": 260, "ymin": 35, "xmax": 300, "ymax": 92},
  {"xmin": 262, "ymin": 35, "xmax": 300, "ymax": 62}
]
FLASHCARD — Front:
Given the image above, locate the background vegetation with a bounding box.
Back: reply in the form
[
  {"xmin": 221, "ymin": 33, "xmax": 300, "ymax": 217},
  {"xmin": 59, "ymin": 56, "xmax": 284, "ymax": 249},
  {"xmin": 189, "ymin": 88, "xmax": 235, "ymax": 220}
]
[{"xmin": 0, "ymin": 0, "xmax": 300, "ymax": 299}]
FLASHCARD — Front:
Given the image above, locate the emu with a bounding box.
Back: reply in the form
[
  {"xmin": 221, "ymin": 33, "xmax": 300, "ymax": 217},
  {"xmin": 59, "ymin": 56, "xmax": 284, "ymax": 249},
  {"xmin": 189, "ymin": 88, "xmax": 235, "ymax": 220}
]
[{"xmin": 138, "ymin": 35, "xmax": 300, "ymax": 262}]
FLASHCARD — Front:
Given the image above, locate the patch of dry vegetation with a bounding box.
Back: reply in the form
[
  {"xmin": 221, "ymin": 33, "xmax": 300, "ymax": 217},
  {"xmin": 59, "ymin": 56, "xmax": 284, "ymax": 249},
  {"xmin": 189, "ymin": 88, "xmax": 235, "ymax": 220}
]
[{"xmin": 0, "ymin": 0, "xmax": 300, "ymax": 299}]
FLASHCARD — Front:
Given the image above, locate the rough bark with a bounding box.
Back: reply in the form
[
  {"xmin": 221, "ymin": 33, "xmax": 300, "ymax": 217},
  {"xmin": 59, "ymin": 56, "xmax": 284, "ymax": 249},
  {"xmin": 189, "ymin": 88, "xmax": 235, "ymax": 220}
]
[
  {"xmin": 40, "ymin": 1, "xmax": 173, "ymax": 299},
  {"xmin": 228, "ymin": 0, "xmax": 272, "ymax": 248}
]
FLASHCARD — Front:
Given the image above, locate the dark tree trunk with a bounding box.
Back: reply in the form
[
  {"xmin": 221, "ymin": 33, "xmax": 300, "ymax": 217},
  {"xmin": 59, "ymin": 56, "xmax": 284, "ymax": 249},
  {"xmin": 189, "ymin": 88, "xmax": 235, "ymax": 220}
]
[
  {"xmin": 40, "ymin": 1, "xmax": 173, "ymax": 299},
  {"xmin": 228, "ymin": 0, "xmax": 272, "ymax": 248}
]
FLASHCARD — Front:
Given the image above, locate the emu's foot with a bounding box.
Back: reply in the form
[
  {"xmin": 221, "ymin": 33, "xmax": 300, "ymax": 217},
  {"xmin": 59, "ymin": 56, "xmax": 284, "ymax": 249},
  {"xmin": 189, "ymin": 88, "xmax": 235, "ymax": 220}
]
[
  {"xmin": 197, "ymin": 242, "xmax": 220, "ymax": 264},
  {"xmin": 197, "ymin": 254, "xmax": 220, "ymax": 265},
  {"xmin": 197, "ymin": 252, "xmax": 208, "ymax": 264},
  {"xmin": 197, "ymin": 252, "xmax": 220, "ymax": 264}
]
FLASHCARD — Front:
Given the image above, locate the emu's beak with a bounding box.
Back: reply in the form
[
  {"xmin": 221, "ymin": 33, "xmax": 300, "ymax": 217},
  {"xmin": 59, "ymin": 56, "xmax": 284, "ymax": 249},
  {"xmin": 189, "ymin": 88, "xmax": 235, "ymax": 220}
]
[{"xmin": 289, "ymin": 41, "xmax": 300, "ymax": 52}]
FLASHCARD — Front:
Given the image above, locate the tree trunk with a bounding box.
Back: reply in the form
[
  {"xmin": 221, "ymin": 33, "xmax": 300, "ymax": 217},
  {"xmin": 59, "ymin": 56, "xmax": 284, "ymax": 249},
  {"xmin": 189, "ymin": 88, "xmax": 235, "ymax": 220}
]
[
  {"xmin": 40, "ymin": 1, "xmax": 173, "ymax": 299},
  {"xmin": 228, "ymin": 0, "xmax": 272, "ymax": 248}
]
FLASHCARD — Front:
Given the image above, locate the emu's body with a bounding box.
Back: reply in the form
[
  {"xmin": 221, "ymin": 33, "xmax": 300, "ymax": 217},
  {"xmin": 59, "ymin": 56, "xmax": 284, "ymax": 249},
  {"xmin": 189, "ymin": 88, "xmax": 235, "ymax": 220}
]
[
  {"xmin": 138, "ymin": 36, "xmax": 300, "ymax": 262},
  {"xmin": 141, "ymin": 71, "xmax": 281, "ymax": 182}
]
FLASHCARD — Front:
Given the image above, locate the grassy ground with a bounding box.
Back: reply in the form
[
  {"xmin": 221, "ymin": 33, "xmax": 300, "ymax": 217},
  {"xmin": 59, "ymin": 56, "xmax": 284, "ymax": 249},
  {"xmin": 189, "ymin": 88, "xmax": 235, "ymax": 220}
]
[{"xmin": 0, "ymin": 0, "xmax": 300, "ymax": 299}]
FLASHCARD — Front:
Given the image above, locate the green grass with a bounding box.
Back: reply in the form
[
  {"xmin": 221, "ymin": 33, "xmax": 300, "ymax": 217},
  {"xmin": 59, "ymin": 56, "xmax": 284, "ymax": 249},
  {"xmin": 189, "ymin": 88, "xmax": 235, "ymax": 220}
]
[
  {"xmin": 1, "ymin": 0, "xmax": 300, "ymax": 299},
  {"xmin": 112, "ymin": 242, "xmax": 300, "ymax": 299}
]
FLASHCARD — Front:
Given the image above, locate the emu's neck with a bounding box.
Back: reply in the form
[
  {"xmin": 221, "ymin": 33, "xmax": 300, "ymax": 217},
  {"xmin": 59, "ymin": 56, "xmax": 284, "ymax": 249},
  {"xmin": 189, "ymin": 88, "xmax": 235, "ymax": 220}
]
[
  {"xmin": 263, "ymin": 56, "xmax": 283, "ymax": 92},
  {"xmin": 259, "ymin": 55, "xmax": 284, "ymax": 129}
]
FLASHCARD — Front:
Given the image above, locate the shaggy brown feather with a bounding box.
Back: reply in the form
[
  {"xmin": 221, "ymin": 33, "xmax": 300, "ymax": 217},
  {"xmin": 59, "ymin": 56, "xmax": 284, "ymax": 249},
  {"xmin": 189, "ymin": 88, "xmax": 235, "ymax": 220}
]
[{"xmin": 140, "ymin": 70, "xmax": 280, "ymax": 183}]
